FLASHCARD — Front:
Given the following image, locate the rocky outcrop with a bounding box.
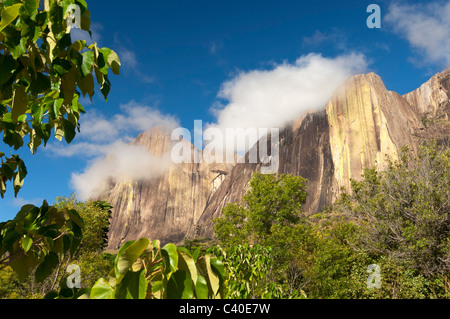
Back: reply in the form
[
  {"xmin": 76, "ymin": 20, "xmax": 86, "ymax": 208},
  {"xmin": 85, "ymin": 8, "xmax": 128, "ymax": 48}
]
[
  {"xmin": 105, "ymin": 68, "xmax": 450, "ymax": 247},
  {"xmin": 326, "ymin": 72, "xmax": 421, "ymax": 194},
  {"xmin": 105, "ymin": 127, "xmax": 233, "ymax": 249},
  {"xmin": 403, "ymin": 68, "xmax": 450, "ymax": 139},
  {"xmin": 193, "ymin": 69, "xmax": 448, "ymax": 239}
]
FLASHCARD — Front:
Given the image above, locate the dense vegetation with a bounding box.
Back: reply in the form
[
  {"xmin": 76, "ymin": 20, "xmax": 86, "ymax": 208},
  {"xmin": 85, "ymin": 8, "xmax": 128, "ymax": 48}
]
[
  {"xmin": 1, "ymin": 139, "xmax": 448, "ymax": 299},
  {"xmin": 212, "ymin": 140, "xmax": 450, "ymax": 299}
]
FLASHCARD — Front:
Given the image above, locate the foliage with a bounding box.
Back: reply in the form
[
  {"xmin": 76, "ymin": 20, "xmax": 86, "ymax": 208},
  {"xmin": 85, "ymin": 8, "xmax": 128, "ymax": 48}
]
[
  {"xmin": 212, "ymin": 142, "xmax": 450, "ymax": 299},
  {"xmin": 79, "ymin": 239, "xmax": 226, "ymax": 300},
  {"xmin": 0, "ymin": 200, "xmax": 84, "ymax": 285},
  {"xmin": 0, "ymin": 0, "xmax": 121, "ymax": 198},
  {"xmin": 0, "ymin": 196, "xmax": 113, "ymax": 298},
  {"xmin": 210, "ymin": 244, "xmax": 307, "ymax": 299},
  {"xmin": 214, "ymin": 172, "xmax": 308, "ymax": 248},
  {"xmin": 53, "ymin": 195, "xmax": 112, "ymax": 255},
  {"xmin": 336, "ymin": 140, "xmax": 450, "ymax": 278},
  {"xmin": 0, "ymin": 0, "xmax": 120, "ymax": 297},
  {"xmin": 213, "ymin": 172, "xmax": 310, "ymax": 298}
]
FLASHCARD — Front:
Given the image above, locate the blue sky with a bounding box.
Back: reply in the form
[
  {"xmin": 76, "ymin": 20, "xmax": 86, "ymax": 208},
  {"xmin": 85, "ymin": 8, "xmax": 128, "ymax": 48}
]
[{"xmin": 1, "ymin": 0, "xmax": 450, "ymax": 221}]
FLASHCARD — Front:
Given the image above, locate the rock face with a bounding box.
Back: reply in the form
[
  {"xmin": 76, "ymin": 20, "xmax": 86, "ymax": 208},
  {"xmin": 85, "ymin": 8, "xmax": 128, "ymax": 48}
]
[
  {"xmin": 193, "ymin": 69, "xmax": 449, "ymax": 239},
  {"xmin": 105, "ymin": 68, "xmax": 450, "ymax": 248},
  {"xmin": 105, "ymin": 127, "xmax": 234, "ymax": 249}
]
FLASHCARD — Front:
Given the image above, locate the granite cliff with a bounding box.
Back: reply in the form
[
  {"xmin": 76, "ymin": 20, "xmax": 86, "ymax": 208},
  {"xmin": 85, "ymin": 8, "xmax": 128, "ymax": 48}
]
[{"xmin": 104, "ymin": 68, "xmax": 450, "ymax": 248}]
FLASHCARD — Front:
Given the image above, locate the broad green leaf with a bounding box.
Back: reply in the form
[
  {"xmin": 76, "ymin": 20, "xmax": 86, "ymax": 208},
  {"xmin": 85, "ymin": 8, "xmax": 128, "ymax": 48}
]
[
  {"xmin": 23, "ymin": 0, "xmax": 38, "ymax": 20},
  {"xmin": 204, "ymin": 254, "xmax": 220, "ymax": 297},
  {"xmin": 114, "ymin": 269, "xmax": 147, "ymax": 299},
  {"xmin": 68, "ymin": 208, "xmax": 84, "ymax": 228},
  {"xmin": 80, "ymin": 51, "xmax": 94, "ymax": 76},
  {"xmin": 29, "ymin": 73, "xmax": 51, "ymax": 96},
  {"xmin": 13, "ymin": 171, "xmax": 24, "ymax": 196},
  {"xmin": 1, "ymin": 229, "xmax": 21, "ymax": 252},
  {"xmin": 35, "ymin": 252, "xmax": 59, "ymax": 283},
  {"xmin": 162, "ymin": 243, "xmax": 178, "ymax": 274},
  {"xmin": 80, "ymin": 8, "xmax": 90, "ymax": 31},
  {"xmin": 51, "ymin": 98, "xmax": 63, "ymax": 120},
  {"xmin": 177, "ymin": 248, "xmax": 197, "ymax": 286},
  {"xmin": 10, "ymin": 252, "xmax": 40, "ymax": 283},
  {"xmin": 116, "ymin": 238, "xmax": 150, "ymax": 277},
  {"xmin": 100, "ymin": 78, "xmax": 111, "ymax": 101},
  {"xmin": 195, "ymin": 274, "xmax": 209, "ymax": 299},
  {"xmin": 114, "ymin": 240, "xmax": 134, "ymax": 278},
  {"xmin": 52, "ymin": 58, "xmax": 72, "ymax": 76},
  {"xmin": 90, "ymin": 278, "xmax": 114, "ymax": 299},
  {"xmin": 167, "ymin": 270, "xmax": 194, "ymax": 299},
  {"xmin": 0, "ymin": 55, "xmax": 18, "ymax": 86},
  {"xmin": 43, "ymin": 291, "xmax": 59, "ymax": 299},
  {"xmin": 107, "ymin": 49, "xmax": 121, "ymax": 75},
  {"xmin": 97, "ymin": 47, "xmax": 111, "ymax": 75},
  {"xmin": 210, "ymin": 257, "xmax": 225, "ymax": 281},
  {"xmin": 0, "ymin": 3, "xmax": 22, "ymax": 32},
  {"xmin": 62, "ymin": 118, "xmax": 76, "ymax": 143},
  {"xmin": 21, "ymin": 235, "xmax": 32, "ymax": 253},
  {"xmin": 11, "ymin": 86, "xmax": 27, "ymax": 122},
  {"xmin": 60, "ymin": 67, "xmax": 78, "ymax": 105}
]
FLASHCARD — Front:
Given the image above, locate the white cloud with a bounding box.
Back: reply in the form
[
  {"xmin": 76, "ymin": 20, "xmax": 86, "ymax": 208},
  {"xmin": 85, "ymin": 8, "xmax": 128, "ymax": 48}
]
[
  {"xmin": 206, "ymin": 53, "xmax": 368, "ymax": 153},
  {"xmin": 70, "ymin": 141, "xmax": 172, "ymax": 201},
  {"xmin": 385, "ymin": 1, "xmax": 450, "ymax": 68},
  {"xmin": 45, "ymin": 101, "xmax": 179, "ymax": 200},
  {"xmin": 47, "ymin": 100, "xmax": 179, "ymax": 155}
]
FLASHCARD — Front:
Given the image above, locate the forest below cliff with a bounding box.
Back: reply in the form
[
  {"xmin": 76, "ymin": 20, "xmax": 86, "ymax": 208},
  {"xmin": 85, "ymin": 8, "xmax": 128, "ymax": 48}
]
[{"xmin": 1, "ymin": 139, "xmax": 449, "ymax": 299}]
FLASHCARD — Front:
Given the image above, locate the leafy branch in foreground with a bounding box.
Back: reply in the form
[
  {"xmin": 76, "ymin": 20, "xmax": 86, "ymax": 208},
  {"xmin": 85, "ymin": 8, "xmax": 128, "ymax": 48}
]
[
  {"xmin": 0, "ymin": 0, "xmax": 121, "ymax": 198},
  {"xmin": 45, "ymin": 238, "xmax": 226, "ymax": 299},
  {"xmin": 0, "ymin": 200, "xmax": 84, "ymax": 283}
]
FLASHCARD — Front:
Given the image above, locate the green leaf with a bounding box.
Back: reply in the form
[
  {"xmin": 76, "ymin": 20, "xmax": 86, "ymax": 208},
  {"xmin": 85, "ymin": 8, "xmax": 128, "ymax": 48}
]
[
  {"xmin": 60, "ymin": 67, "xmax": 78, "ymax": 105},
  {"xmin": 62, "ymin": 118, "xmax": 76, "ymax": 143},
  {"xmin": 29, "ymin": 73, "xmax": 51, "ymax": 96},
  {"xmin": 35, "ymin": 252, "xmax": 59, "ymax": 283},
  {"xmin": 23, "ymin": 0, "xmax": 38, "ymax": 20},
  {"xmin": 0, "ymin": 55, "xmax": 18, "ymax": 87},
  {"xmin": 195, "ymin": 274, "xmax": 209, "ymax": 299},
  {"xmin": 80, "ymin": 51, "xmax": 94, "ymax": 76},
  {"xmin": 68, "ymin": 208, "xmax": 84, "ymax": 229},
  {"xmin": 114, "ymin": 269, "xmax": 147, "ymax": 299},
  {"xmin": 11, "ymin": 85, "xmax": 28, "ymax": 122},
  {"xmin": 162, "ymin": 243, "xmax": 178, "ymax": 274},
  {"xmin": 204, "ymin": 254, "xmax": 220, "ymax": 297},
  {"xmin": 97, "ymin": 47, "xmax": 110, "ymax": 75},
  {"xmin": 0, "ymin": 3, "xmax": 23, "ymax": 32},
  {"xmin": 21, "ymin": 235, "xmax": 32, "ymax": 253},
  {"xmin": 107, "ymin": 49, "xmax": 121, "ymax": 75},
  {"xmin": 115, "ymin": 238, "xmax": 150, "ymax": 278},
  {"xmin": 210, "ymin": 257, "xmax": 225, "ymax": 281},
  {"xmin": 100, "ymin": 77, "xmax": 111, "ymax": 101},
  {"xmin": 1, "ymin": 229, "xmax": 21, "ymax": 252},
  {"xmin": 51, "ymin": 98, "xmax": 64, "ymax": 120},
  {"xmin": 177, "ymin": 248, "xmax": 197, "ymax": 286},
  {"xmin": 90, "ymin": 278, "xmax": 114, "ymax": 299},
  {"xmin": 10, "ymin": 252, "xmax": 40, "ymax": 283},
  {"xmin": 167, "ymin": 270, "xmax": 194, "ymax": 299},
  {"xmin": 52, "ymin": 58, "xmax": 72, "ymax": 76}
]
